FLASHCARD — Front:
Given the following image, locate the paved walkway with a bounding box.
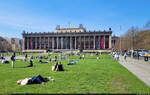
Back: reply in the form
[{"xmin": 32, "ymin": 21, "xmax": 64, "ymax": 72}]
[{"xmin": 118, "ymin": 56, "xmax": 150, "ymax": 87}]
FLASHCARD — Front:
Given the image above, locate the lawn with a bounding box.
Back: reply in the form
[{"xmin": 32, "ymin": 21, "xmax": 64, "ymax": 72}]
[{"xmin": 0, "ymin": 53, "xmax": 150, "ymax": 94}]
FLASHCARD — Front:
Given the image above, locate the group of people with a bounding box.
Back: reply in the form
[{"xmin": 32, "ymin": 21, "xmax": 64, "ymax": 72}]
[
  {"xmin": 111, "ymin": 51, "xmax": 127, "ymax": 61},
  {"xmin": 111, "ymin": 52, "xmax": 120, "ymax": 61},
  {"xmin": 0, "ymin": 53, "xmax": 16, "ymax": 68},
  {"xmin": 0, "ymin": 52, "xmax": 80, "ymax": 85},
  {"xmin": 25, "ymin": 54, "xmax": 51, "ymax": 61},
  {"xmin": 52, "ymin": 61, "xmax": 64, "ymax": 71}
]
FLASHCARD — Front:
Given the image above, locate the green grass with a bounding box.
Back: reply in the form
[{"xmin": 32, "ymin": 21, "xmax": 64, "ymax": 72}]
[{"xmin": 0, "ymin": 53, "xmax": 150, "ymax": 94}]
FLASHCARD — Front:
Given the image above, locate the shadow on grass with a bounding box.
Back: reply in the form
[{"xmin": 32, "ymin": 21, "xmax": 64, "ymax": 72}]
[{"xmin": 14, "ymin": 66, "xmax": 36, "ymax": 68}]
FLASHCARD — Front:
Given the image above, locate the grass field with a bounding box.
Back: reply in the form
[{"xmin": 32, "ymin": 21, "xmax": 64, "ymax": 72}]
[{"xmin": 0, "ymin": 53, "xmax": 150, "ymax": 94}]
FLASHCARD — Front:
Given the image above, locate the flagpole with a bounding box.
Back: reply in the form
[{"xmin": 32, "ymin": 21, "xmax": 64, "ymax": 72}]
[{"xmin": 68, "ymin": 22, "xmax": 71, "ymax": 28}]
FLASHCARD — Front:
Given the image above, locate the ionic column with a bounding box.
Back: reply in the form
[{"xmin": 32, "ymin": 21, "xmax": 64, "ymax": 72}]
[
  {"xmin": 26, "ymin": 38, "xmax": 28, "ymax": 50},
  {"xmin": 109, "ymin": 35, "xmax": 112, "ymax": 49},
  {"xmin": 61, "ymin": 37, "xmax": 63, "ymax": 49},
  {"xmin": 27, "ymin": 37, "xmax": 30, "ymax": 50},
  {"xmin": 52, "ymin": 37, "xmax": 54, "ymax": 49},
  {"xmin": 84, "ymin": 36, "xmax": 85, "ymax": 49},
  {"xmin": 31, "ymin": 37, "xmax": 33, "ymax": 49},
  {"xmin": 99, "ymin": 36, "xmax": 101, "ymax": 49},
  {"xmin": 44, "ymin": 37, "xmax": 46, "ymax": 49},
  {"xmin": 104, "ymin": 36, "xmax": 105, "ymax": 49},
  {"xmin": 22, "ymin": 38, "xmax": 25, "ymax": 50},
  {"xmin": 34, "ymin": 37, "xmax": 35, "ymax": 49},
  {"xmin": 79, "ymin": 36, "xmax": 81, "ymax": 49},
  {"xmin": 57, "ymin": 37, "xmax": 59, "ymax": 49},
  {"xmin": 39, "ymin": 37, "xmax": 41, "ymax": 49},
  {"xmin": 89, "ymin": 36, "xmax": 91, "ymax": 49},
  {"xmin": 70, "ymin": 37, "xmax": 72, "ymax": 50},
  {"xmin": 66, "ymin": 37, "xmax": 68, "ymax": 49},
  {"xmin": 48, "ymin": 37, "xmax": 50, "ymax": 49},
  {"xmin": 93, "ymin": 36, "xmax": 95, "ymax": 50},
  {"xmin": 35, "ymin": 37, "xmax": 37, "ymax": 49},
  {"xmin": 75, "ymin": 37, "xmax": 76, "ymax": 50}
]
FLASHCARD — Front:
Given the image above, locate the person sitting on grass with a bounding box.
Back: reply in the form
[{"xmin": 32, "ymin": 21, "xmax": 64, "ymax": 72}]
[
  {"xmin": 30, "ymin": 55, "xmax": 34, "ymax": 59},
  {"xmin": 52, "ymin": 61, "xmax": 59, "ymax": 71},
  {"xmin": 51, "ymin": 56, "xmax": 57, "ymax": 62},
  {"xmin": 45, "ymin": 56, "xmax": 48, "ymax": 59},
  {"xmin": 54, "ymin": 56, "xmax": 57, "ymax": 60},
  {"xmin": 82, "ymin": 55, "xmax": 85, "ymax": 59},
  {"xmin": 0, "ymin": 54, "xmax": 2, "ymax": 59},
  {"xmin": 39, "ymin": 56, "xmax": 43, "ymax": 59},
  {"xmin": 27, "ymin": 60, "xmax": 33, "ymax": 67},
  {"xmin": 25, "ymin": 54, "xmax": 28, "ymax": 61},
  {"xmin": 97, "ymin": 56, "xmax": 99, "ymax": 60},
  {"xmin": 51, "ymin": 58, "xmax": 56, "ymax": 62},
  {"xmin": 60, "ymin": 56, "xmax": 65, "ymax": 60},
  {"xmin": 39, "ymin": 60, "xmax": 49, "ymax": 63},
  {"xmin": 79, "ymin": 56, "xmax": 82, "ymax": 59},
  {"xmin": 56, "ymin": 62, "xmax": 64, "ymax": 71},
  {"xmin": 17, "ymin": 74, "xmax": 54, "ymax": 85}
]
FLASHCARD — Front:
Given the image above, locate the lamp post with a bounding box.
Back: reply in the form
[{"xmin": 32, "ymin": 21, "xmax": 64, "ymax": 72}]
[
  {"xmin": 131, "ymin": 27, "xmax": 134, "ymax": 58},
  {"xmin": 120, "ymin": 36, "xmax": 121, "ymax": 52},
  {"xmin": 120, "ymin": 25, "xmax": 122, "ymax": 53}
]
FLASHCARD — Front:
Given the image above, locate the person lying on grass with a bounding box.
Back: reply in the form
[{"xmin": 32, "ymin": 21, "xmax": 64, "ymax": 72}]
[
  {"xmin": 17, "ymin": 74, "xmax": 54, "ymax": 85},
  {"xmin": 67, "ymin": 60, "xmax": 76, "ymax": 65},
  {"xmin": 27, "ymin": 60, "xmax": 33, "ymax": 67},
  {"xmin": 67, "ymin": 61, "xmax": 76, "ymax": 65},
  {"xmin": 1, "ymin": 57, "xmax": 9, "ymax": 64},
  {"xmin": 39, "ymin": 60, "xmax": 49, "ymax": 63}
]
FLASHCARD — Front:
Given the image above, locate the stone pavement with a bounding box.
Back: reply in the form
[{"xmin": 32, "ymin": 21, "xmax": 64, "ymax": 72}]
[{"xmin": 118, "ymin": 56, "xmax": 150, "ymax": 87}]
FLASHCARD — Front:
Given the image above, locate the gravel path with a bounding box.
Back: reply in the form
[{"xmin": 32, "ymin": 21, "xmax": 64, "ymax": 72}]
[{"xmin": 118, "ymin": 56, "xmax": 150, "ymax": 87}]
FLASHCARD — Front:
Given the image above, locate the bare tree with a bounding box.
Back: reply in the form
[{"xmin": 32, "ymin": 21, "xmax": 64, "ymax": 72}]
[{"xmin": 0, "ymin": 37, "xmax": 12, "ymax": 52}]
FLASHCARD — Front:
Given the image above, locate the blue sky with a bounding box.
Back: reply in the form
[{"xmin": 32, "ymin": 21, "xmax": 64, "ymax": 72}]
[{"xmin": 0, "ymin": 0, "xmax": 150, "ymax": 38}]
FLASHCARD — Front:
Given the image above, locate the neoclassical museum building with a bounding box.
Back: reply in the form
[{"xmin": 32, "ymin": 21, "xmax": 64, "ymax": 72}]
[{"xmin": 22, "ymin": 24, "xmax": 114, "ymax": 52}]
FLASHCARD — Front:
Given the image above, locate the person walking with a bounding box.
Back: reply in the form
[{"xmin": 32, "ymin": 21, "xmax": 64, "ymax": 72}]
[
  {"xmin": 11, "ymin": 54, "xmax": 15, "ymax": 68},
  {"xmin": 124, "ymin": 52, "xmax": 127, "ymax": 61},
  {"xmin": 137, "ymin": 53, "xmax": 140, "ymax": 60}
]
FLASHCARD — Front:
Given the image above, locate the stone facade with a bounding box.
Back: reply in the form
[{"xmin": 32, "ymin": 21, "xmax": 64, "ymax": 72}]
[
  {"xmin": 56, "ymin": 28, "xmax": 85, "ymax": 33},
  {"xmin": 22, "ymin": 26, "xmax": 112, "ymax": 52}
]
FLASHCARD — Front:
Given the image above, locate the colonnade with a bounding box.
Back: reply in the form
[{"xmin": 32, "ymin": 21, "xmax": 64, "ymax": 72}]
[{"xmin": 24, "ymin": 35, "xmax": 112, "ymax": 50}]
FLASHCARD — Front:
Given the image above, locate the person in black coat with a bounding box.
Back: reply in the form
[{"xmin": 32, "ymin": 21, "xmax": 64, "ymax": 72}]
[
  {"xmin": 56, "ymin": 62, "xmax": 64, "ymax": 71},
  {"xmin": 27, "ymin": 60, "xmax": 33, "ymax": 67},
  {"xmin": 11, "ymin": 54, "xmax": 15, "ymax": 68}
]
